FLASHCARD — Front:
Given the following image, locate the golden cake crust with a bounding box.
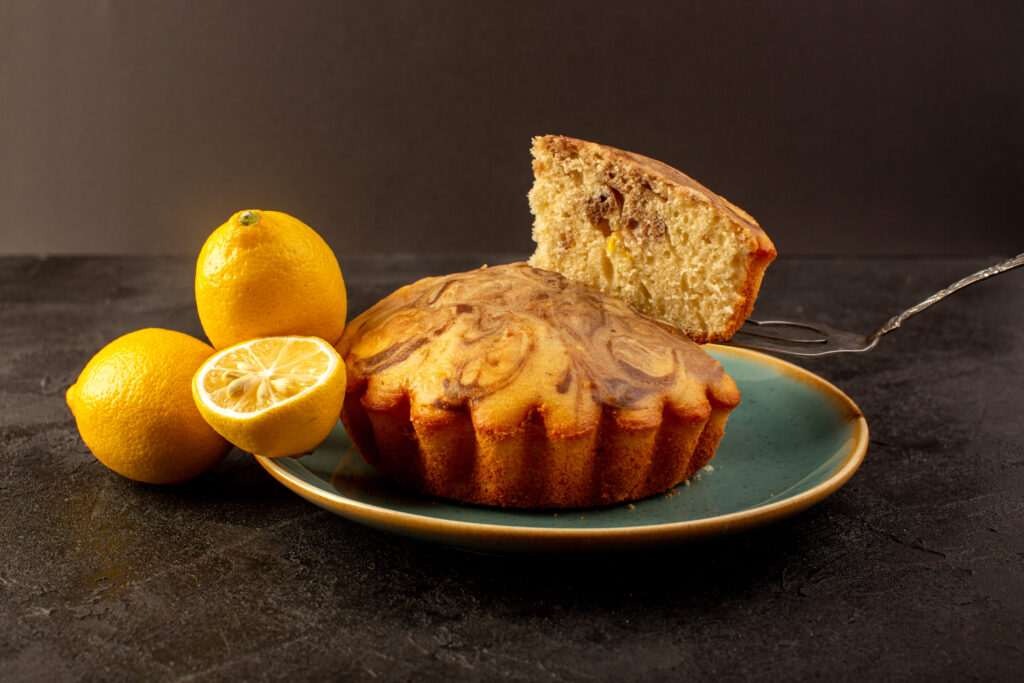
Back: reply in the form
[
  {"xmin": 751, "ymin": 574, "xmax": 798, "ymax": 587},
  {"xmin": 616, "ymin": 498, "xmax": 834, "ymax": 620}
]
[
  {"xmin": 541, "ymin": 135, "xmax": 770, "ymax": 237},
  {"xmin": 337, "ymin": 262, "xmax": 740, "ymax": 508}
]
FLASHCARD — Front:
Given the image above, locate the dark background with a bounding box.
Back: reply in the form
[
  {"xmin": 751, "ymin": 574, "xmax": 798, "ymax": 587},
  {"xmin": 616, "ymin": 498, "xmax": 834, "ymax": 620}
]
[{"xmin": 1, "ymin": 0, "xmax": 1021, "ymax": 258}]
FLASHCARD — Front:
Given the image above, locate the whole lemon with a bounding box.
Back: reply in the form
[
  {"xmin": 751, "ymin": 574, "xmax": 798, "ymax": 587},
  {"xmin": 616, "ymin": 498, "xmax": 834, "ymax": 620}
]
[
  {"xmin": 195, "ymin": 210, "xmax": 347, "ymax": 350},
  {"xmin": 66, "ymin": 328, "xmax": 232, "ymax": 484}
]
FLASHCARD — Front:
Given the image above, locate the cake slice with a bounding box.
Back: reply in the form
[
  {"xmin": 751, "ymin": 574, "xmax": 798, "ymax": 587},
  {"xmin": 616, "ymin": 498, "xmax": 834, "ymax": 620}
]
[{"xmin": 528, "ymin": 135, "xmax": 776, "ymax": 343}]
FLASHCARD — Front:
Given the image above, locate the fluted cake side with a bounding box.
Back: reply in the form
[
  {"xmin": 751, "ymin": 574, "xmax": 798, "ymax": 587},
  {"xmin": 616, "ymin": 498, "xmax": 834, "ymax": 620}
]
[{"xmin": 336, "ymin": 263, "xmax": 740, "ymax": 509}]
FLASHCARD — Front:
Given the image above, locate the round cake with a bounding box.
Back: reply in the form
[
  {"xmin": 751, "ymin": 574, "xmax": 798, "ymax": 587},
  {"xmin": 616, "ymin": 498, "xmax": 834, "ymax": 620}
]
[{"xmin": 336, "ymin": 262, "xmax": 740, "ymax": 508}]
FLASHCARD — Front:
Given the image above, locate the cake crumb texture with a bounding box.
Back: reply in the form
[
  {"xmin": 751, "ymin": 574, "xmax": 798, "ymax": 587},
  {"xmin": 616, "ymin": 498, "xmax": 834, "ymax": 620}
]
[{"xmin": 528, "ymin": 135, "xmax": 776, "ymax": 342}]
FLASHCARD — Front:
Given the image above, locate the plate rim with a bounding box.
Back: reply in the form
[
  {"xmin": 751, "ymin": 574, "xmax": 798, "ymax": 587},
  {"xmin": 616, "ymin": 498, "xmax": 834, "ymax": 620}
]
[{"xmin": 255, "ymin": 345, "xmax": 869, "ymax": 551}]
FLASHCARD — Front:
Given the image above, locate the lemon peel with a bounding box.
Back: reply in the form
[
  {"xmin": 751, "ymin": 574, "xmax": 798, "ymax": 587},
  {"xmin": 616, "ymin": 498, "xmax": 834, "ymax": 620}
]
[
  {"xmin": 66, "ymin": 328, "xmax": 231, "ymax": 484},
  {"xmin": 195, "ymin": 210, "xmax": 347, "ymax": 350}
]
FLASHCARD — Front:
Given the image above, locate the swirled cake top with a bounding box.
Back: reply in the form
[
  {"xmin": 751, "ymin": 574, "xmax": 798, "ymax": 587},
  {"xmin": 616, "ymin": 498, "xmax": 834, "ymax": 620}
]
[{"xmin": 337, "ymin": 263, "xmax": 738, "ymax": 435}]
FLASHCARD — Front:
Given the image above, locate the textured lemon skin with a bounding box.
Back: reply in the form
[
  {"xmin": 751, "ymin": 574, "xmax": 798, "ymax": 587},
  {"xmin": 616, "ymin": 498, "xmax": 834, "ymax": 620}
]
[
  {"xmin": 66, "ymin": 329, "xmax": 232, "ymax": 485},
  {"xmin": 192, "ymin": 338, "xmax": 347, "ymax": 458},
  {"xmin": 195, "ymin": 210, "xmax": 347, "ymax": 350}
]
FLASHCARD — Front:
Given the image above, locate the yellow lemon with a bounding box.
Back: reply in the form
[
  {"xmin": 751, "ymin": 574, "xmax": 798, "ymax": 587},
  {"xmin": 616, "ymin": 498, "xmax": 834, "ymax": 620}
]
[
  {"xmin": 66, "ymin": 329, "xmax": 232, "ymax": 485},
  {"xmin": 195, "ymin": 210, "xmax": 347, "ymax": 350},
  {"xmin": 192, "ymin": 336, "xmax": 346, "ymax": 458}
]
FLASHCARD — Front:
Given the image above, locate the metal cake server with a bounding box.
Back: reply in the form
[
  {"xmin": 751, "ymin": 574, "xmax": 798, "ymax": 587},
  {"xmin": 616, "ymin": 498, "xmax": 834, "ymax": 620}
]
[{"xmin": 726, "ymin": 253, "xmax": 1024, "ymax": 357}]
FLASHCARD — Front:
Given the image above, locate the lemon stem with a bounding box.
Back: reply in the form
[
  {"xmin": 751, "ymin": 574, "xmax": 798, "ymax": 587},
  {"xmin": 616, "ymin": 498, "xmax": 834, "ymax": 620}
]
[{"xmin": 238, "ymin": 210, "xmax": 260, "ymax": 226}]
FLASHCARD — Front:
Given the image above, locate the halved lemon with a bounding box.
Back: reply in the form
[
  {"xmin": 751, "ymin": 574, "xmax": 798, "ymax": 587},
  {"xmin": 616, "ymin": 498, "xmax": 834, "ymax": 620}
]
[{"xmin": 192, "ymin": 336, "xmax": 346, "ymax": 458}]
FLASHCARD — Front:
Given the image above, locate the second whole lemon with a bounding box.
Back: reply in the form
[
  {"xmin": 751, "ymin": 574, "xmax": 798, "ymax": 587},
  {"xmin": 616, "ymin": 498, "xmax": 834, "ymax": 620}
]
[
  {"xmin": 66, "ymin": 328, "xmax": 232, "ymax": 485},
  {"xmin": 195, "ymin": 210, "xmax": 347, "ymax": 350}
]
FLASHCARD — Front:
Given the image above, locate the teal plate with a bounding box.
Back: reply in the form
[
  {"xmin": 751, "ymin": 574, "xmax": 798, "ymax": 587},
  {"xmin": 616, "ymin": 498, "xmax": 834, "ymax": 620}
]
[{"xmin": 255, "ymin": 346, "xmax": 868, "ymax": 553}]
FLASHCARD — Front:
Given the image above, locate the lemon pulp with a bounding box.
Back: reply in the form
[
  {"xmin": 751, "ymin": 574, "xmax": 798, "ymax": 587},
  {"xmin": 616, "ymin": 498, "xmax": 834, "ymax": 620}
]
[
  {"xmin": 200, "ymin": 337, "xmax": 334, "ymax": 414},
  {"xmin": 193, "ymin": 336, "xmax": 346, "ymax": 457}
]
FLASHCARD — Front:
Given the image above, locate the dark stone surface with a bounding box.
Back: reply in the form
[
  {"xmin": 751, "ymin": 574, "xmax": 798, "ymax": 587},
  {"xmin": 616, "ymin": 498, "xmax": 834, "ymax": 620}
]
[{"xmin": 1, "ymin": 255, "xmax": 1022, "ymax": 681}]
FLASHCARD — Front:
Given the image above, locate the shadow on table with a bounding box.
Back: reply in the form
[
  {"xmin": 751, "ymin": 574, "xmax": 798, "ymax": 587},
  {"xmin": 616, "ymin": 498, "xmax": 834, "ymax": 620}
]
[
  {"xmin": 325, "ymin": 505, "xmax": 849, "ymax": 614},
  {"xmin": 172, "ymin": 450, "xmax": 850, "ymax": 609},
  {"xmin": 39, "ymin": 445, "xmax": 853, "ymax": 618}
]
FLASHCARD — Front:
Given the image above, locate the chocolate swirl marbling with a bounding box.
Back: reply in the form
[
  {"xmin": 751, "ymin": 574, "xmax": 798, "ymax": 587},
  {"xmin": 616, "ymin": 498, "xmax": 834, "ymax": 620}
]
[{"xmin": 336, "ymin": 262, "xmax": 740, "ymax": 508}]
